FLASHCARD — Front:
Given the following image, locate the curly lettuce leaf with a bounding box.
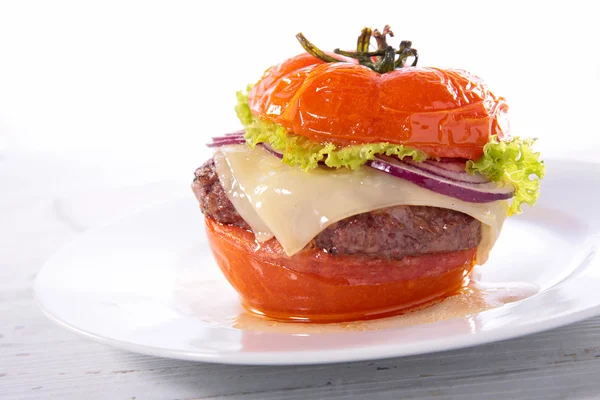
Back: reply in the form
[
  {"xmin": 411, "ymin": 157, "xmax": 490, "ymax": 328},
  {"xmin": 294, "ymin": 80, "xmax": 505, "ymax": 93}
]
[
  {"xmin": 467, "ymin": 136, "xmax": 545, "ymax": 216},
  {"xmin": 235, "ymin": 84, "xmax": 255, "ymax": 126},
  {"xmin": 235, "ymin": 89, "xmax": 426, "ymax": 170}
]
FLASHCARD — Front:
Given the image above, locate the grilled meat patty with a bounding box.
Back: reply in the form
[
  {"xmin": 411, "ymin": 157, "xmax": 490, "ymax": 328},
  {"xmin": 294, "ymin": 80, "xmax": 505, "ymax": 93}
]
[{"xmin": 193, "ymin": 158, "xmax": 481, "ymax": 259}]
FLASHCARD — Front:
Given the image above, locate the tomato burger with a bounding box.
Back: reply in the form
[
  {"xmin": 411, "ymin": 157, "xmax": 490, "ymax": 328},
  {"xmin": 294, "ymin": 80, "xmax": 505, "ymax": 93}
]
[{"xmin": 192, "ymin": 26, "xmax": 545, "ymax": 322}]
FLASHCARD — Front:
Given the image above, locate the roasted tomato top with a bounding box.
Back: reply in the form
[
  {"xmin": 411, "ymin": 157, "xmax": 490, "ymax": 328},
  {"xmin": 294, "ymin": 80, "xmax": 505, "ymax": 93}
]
[{"xmin": 248, "ymin": 50, "xmax": 509, "ymax": 160}]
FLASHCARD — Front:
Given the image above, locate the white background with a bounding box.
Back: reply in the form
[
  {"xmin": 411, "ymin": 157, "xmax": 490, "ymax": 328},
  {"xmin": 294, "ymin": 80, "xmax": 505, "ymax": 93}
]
[{"xmin": 0, "ymin": 0, "xmax": 599, "ymax": 180}]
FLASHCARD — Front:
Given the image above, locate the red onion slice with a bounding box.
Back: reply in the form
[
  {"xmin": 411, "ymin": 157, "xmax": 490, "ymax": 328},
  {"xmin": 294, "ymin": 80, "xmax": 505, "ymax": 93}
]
[
  {"xmin": 224, "ymin": 130, "xmax": 246, "ymax": 136},
  {"xmin": 207, "ymin": 131, "xmax": 247, "ymax": 147},
  {"xmin": 261, "ymin": 143, "xmax": 284, "ymax": 159},
  {"xmin": 206, "ymin": 137, "xmax": 247, "ymax": 147},
  {"xmin": 424, "ymin": 159, "xmax": 467, "ymax": 171},
  {"xmin": 211, "ymin": 135, "xmax": 245, "ymax": 143},
  {"xmin": 367, "ymin": 156, "xmax": 514, "ymax": 203},
  {"xmin": 404, "ymin": 159, "xmax": 490, "ymax": 184}
]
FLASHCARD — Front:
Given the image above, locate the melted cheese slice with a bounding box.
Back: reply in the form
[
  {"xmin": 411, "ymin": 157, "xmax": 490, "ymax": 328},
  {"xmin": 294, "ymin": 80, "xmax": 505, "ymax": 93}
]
[{"xmin": 214, "ymin": 145, "xmax": 508, "ymax": 264}]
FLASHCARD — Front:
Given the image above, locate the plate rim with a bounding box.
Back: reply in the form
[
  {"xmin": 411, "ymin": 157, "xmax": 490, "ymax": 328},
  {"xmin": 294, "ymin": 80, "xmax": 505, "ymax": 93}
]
[{"xmin": 34, "ymin": 287, "xmax": 600, "ymax": 365}]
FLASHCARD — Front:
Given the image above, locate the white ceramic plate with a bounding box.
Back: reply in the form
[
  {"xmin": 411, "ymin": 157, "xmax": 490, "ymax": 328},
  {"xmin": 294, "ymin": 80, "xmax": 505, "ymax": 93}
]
[{"xmin": 35, "ymin": 160, "xmax": 600, "ymax": 365}]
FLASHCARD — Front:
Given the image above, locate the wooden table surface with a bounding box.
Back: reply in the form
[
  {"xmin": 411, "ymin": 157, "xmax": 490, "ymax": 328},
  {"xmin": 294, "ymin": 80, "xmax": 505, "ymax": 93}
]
[{"xmin": 2, "ymin": 154, "xmax": 600, "ymax": 400}]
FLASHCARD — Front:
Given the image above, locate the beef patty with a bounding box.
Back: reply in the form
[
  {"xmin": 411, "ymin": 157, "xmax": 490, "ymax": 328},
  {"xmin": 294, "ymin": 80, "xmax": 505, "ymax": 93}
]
[{"xmin": 193, "ymin": 158, "xmax": 482, "ymax": 259}]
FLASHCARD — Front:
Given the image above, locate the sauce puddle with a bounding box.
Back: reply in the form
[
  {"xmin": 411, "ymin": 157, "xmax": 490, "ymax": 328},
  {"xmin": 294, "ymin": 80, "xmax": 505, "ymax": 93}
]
[
  {"xmin": 231, "ymin": 280, "xmax": 539, "ymax": 333},
  {"xmin": 173, "ymin": 265, "xmax": 539, "ymax": 334}
]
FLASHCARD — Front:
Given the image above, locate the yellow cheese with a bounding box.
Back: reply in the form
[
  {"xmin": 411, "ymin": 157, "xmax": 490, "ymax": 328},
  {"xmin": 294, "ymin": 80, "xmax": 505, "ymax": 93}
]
[{"xmin": 214, "ymin": 145, "xmax": 508, "ymax": 264}]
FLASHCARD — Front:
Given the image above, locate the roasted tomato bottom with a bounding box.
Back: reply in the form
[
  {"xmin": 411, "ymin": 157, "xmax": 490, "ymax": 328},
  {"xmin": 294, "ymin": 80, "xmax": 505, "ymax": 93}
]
[{"xmin": 205, "ymin": 217, "xmax": 476, "ymax": 323}]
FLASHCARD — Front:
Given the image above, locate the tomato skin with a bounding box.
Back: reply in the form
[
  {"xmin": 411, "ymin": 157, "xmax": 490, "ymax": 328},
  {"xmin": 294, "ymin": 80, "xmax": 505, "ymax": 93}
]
[
  {"xmin": 206, "ymin": 217, "xmax": 476, "ymax": 323},
  {"xmin": 249, "ymin": 54, "xmax": 508, "ymax": 160}
]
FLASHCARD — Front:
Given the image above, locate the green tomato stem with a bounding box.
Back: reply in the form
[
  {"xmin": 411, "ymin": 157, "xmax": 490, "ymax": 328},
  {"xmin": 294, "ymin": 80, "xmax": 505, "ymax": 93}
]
[{"xmin": 296, "ymin": 26, "xmax": 418, "ymax": 74}]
